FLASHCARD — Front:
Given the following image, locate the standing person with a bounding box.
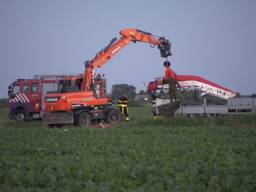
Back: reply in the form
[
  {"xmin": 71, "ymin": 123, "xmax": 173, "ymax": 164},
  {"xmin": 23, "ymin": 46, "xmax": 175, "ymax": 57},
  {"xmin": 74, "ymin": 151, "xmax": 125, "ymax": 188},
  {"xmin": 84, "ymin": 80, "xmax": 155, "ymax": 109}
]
[
  {"xmin": 94, "ymin": 73, "xmax": 102, "ymax": 98},
  {"xmin": 118, "ymin": 95, "xmax": 129, "ymax": 121},
  {"xmin": 163, "ymin": 60, "xmax": 181, "ymax": 101},
  {"xmin": 151, "ymin": 94, "xmax": 161, "ymax": 119}
]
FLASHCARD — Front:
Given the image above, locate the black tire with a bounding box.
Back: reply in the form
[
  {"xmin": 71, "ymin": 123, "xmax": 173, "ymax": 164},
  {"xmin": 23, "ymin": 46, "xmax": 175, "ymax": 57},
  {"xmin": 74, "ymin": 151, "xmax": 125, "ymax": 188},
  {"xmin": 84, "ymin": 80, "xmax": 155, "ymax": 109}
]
[
  {"xmin": 75, "ymin": 112, "xmax": 91, "ymax": 126},
  {"xmin": 107, "ymin": 109, "xmax": 122, "ymax": 124},
  {"xmin": 15, "ymin": 109, "xmax": 26, "ymax": 121}
]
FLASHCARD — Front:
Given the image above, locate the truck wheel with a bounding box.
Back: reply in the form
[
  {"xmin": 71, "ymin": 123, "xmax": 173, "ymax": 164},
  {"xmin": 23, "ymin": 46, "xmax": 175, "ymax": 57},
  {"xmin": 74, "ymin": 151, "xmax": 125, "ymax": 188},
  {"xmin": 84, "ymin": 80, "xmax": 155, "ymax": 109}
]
[
  {"xmin": 107, "ymin": 109, "xmax": 122, "ymax": 124},
  {"xmin": 75, "ymin": 112, "xmax": 91, "ymax": 126},
  {"xmin": 15, "ymin": 109, "xmax": 26, "ymax": 121}
]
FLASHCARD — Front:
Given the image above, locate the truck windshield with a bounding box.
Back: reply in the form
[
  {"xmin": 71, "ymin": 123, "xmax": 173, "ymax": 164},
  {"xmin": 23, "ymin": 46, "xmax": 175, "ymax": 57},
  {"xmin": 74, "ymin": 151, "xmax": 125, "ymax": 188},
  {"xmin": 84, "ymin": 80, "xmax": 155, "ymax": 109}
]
[
  {"xmin": 57, "ymin": 79, "xmax": 82, "ymax": 93},
  {"xmin": 46, "ymin": 78, "xmax": 83, "ymax": 94}
]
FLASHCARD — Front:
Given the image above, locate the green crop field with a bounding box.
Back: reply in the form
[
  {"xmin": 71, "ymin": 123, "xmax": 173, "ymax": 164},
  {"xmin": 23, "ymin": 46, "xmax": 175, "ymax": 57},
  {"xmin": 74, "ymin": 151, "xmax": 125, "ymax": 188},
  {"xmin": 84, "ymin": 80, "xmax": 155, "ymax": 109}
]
[{"xmin": 0, "ymin": 106, "xmax": 256, "ymax": 192}]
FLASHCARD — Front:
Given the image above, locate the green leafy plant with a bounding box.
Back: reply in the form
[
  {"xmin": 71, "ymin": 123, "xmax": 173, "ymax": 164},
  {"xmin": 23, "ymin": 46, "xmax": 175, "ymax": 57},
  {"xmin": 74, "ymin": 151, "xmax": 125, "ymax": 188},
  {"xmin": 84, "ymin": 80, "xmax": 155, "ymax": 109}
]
[{"xmin": 0, "ymin": 107, "xmax": 256, "ymax": 191}]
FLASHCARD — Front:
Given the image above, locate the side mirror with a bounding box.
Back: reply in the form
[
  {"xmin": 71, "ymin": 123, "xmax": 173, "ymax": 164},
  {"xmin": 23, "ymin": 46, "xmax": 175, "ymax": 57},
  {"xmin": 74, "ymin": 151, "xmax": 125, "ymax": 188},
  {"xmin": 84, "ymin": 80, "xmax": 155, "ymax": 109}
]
[
  {"xmin": 8, "ymin": 86, "xmax": 12, "ymax": 97},
  {"xmin": 9, "ymin": 92, "xmax": 15, "ymax": 98}
]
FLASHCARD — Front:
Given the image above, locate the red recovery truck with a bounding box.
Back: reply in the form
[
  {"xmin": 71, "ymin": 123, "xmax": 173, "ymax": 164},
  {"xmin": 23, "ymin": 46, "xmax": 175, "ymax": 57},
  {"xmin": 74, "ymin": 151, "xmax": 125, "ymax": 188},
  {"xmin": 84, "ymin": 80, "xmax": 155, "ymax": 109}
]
[{"xmin": 8, "ymin": 74, "xmax": 83, "ymax": 121}]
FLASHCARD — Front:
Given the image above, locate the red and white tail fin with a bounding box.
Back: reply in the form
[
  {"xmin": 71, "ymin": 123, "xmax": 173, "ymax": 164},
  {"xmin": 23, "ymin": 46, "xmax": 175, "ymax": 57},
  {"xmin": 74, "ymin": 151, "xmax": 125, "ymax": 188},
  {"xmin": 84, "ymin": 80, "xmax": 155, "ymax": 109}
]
[
  {"xmin": 176, "ymin": 75, "xmax": 236, "ymax": 100},
  {"xmin": 148, "ymin": 75, "xmax": 236, "ymax": 100}
]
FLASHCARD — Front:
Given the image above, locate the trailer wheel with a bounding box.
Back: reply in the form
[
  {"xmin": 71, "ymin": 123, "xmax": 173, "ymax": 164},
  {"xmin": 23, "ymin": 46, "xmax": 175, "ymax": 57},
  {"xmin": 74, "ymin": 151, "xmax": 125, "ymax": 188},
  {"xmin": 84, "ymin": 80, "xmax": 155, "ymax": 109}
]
[
  {"xmin": 15, "ymin": 109, "xmax": 26, "ymax": 121},
  {"xmin": 107, "ymin": 109, "xmax": 122, "ymax": 124},
  {"xmin": 75, "ymin": 112, "xmax": 91, "ymax": 127}
]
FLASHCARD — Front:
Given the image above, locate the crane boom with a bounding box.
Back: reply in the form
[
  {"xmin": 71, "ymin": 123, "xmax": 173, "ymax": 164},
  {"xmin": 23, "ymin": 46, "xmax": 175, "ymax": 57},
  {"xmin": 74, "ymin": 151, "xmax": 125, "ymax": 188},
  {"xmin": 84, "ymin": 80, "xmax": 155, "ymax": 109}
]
[{"xmin": 81, "ymin": 28, "xmax": 171, "ymax": 91}]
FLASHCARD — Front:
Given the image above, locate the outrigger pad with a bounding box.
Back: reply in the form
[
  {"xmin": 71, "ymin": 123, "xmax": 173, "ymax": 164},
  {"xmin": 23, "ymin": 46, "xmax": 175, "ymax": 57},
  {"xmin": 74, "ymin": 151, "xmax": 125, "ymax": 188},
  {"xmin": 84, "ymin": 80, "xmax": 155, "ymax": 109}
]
[{"xmin": 158, "ymin": 100, "xmax": 181, "ymax": 117}]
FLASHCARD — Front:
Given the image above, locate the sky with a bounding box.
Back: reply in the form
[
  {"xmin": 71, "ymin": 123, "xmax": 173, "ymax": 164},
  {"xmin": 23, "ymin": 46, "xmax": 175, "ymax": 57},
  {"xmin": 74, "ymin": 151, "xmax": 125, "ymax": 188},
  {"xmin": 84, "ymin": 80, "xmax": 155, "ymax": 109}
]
[{"xmin": 0, "ymin": 0, "xmax": 256, "ymax": 98}]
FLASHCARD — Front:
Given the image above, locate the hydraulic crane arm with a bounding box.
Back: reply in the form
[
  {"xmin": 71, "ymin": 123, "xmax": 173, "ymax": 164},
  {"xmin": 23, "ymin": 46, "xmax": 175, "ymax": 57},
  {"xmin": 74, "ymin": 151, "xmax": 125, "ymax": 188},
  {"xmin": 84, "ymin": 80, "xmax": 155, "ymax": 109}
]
[{"xmin": 81, "ymin": 28, "xmax": 171, "ymax": 91}]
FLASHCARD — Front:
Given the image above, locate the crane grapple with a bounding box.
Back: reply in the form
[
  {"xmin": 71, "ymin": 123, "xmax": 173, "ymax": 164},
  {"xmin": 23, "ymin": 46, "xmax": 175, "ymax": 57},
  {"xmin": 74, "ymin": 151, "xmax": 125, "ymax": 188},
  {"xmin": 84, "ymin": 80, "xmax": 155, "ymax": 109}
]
[{"xmin": 158, "ymin": 37, "xmax": 172, "ymax": 58}]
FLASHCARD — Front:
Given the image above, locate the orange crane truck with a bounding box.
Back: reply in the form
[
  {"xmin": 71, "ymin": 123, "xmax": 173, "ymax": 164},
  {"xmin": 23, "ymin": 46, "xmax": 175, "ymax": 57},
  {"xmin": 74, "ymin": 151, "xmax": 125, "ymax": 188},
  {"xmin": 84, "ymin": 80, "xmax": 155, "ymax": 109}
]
[{"xmin": 43, "ymin": 28, "xmax": 172, "ymax": 126}]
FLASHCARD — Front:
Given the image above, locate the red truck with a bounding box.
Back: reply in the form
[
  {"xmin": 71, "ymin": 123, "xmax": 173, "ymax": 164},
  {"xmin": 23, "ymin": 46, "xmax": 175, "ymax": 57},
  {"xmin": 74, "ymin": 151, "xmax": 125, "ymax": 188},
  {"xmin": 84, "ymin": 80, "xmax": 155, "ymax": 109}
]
[{"xmin": 8, "ymin": 74, "xmax": 83, "ymax": 121}]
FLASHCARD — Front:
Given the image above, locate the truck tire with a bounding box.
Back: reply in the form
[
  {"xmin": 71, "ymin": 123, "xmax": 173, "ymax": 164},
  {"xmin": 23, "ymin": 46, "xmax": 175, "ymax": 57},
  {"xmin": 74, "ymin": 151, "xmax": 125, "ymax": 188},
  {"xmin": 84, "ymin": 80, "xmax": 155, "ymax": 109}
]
[
  {"xmin": 107, "ymin": 109, "xmax": 122, "ymax": 124},
  {"xmin": 75, "ymin": 112, "xmax": 91, "ymax": 127},
  {"xmin": 15, "ymin": 109, "xmax": 26, "ymax": 121}
]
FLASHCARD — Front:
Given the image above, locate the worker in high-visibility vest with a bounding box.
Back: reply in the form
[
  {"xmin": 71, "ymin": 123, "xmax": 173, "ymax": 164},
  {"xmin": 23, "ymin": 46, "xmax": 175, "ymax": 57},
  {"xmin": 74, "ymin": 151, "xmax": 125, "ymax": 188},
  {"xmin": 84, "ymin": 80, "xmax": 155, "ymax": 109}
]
[
  {"xmin": 151, "ymin": 94, "xmax": 161, "ymax": 119},
  {"xmin": 118, "ymin": 95, "xmax": 129, "ymax": 121}
]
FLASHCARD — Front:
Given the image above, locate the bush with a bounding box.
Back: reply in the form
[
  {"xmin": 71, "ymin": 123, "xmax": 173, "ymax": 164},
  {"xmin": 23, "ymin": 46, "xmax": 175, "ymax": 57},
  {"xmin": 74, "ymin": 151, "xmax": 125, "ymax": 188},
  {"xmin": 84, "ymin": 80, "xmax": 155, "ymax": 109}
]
[{"xmin": 0, "ymin": 98, "xmax": 8, "ymax": 108}]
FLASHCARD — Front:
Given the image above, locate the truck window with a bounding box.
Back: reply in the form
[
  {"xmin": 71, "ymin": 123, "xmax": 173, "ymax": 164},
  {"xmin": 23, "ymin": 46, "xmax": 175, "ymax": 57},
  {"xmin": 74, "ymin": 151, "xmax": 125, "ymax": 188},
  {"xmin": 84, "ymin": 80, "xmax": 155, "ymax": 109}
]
[
  {"xmin": 23, "ymin": 85, "xmax": 30, "ymax": 93},
  {"xmin": 58, "ymin": 80, "xmax": 80, "ymax": 93},
  {"xmin": 32, "ymin": 83, "xmax": 39, "ymax": 94},
  {"xmin": 12, "ymin": 85, "xmax": 20, "ymax": 95}
]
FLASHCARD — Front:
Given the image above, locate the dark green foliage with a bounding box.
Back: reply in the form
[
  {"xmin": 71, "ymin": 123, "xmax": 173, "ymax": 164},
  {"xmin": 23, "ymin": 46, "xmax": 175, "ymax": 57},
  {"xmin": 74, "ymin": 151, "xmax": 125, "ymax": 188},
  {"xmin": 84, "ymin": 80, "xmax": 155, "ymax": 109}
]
[
  {"xmin": 0, "ymin": 107, "xmax": 256, "ymax": 191},
  {"xmin": 112, "ymin": 84, "xmax": 136, "ymax": 100},
  {"xmin": 0, "ymin": 98, "xmax": 8, "ymax": 108}
]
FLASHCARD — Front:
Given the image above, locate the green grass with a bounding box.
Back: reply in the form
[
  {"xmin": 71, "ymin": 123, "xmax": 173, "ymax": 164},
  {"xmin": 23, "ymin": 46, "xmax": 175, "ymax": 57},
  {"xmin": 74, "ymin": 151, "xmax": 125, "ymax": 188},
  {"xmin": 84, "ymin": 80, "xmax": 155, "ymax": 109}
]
[{"xmin": 0, "ymin": 107, "xmax": 256, "ymax": 191}]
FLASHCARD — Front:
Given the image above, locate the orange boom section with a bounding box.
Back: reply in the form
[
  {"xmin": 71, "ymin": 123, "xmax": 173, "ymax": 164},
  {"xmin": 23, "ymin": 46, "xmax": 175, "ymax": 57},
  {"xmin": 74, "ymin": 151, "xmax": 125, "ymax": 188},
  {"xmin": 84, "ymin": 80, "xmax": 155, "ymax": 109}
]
[{"xmin": 82, "ymin": 28, "xmax": 171, "ymax": 92}]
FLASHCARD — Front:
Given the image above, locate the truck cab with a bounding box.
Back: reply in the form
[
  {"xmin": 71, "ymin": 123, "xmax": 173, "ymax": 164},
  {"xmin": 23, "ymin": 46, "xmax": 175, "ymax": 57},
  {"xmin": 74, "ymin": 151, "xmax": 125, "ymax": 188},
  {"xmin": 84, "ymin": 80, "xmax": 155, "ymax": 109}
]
[
  {"xmin": 8, "ymin": 75, "xmax": 77, "ymax": 121},
  {"xmin": 8, "ymin": 79, "xmax": 42, "ymax": 120}
]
